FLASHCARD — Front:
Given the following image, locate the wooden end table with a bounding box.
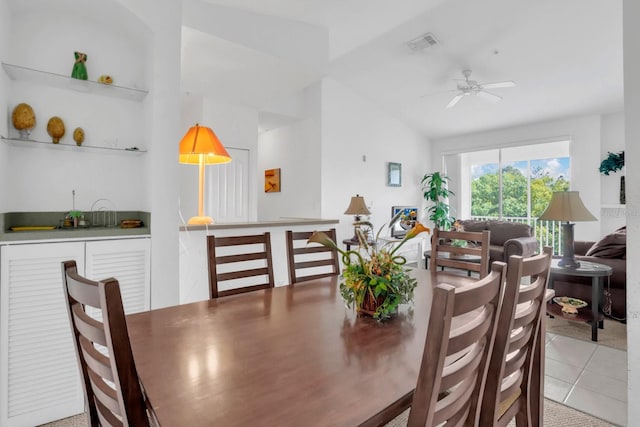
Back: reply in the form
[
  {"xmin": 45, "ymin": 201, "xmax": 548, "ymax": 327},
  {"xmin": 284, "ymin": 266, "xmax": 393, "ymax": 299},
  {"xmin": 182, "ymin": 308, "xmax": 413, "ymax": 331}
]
[
  {"xmin": 343, "ymin": 238, "xmax": 375, "ymax": 251},
  {"xmin": 547, "ymin": 259, "xmax": 613, "ymax": 342}
]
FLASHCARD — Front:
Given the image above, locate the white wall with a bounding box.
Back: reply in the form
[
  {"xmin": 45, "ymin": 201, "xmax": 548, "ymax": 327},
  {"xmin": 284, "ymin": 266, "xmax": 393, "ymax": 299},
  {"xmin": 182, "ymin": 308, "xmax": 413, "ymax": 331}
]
[
  {"xmin": 600, "ymin": 112, "xmax": 626, "ymax": 233},
  {"xmin": 146, "ymin": 0, "xmax": 182, "ymax": 308},
  {"xmin": 432, "ymin": 114, "xmax": 604, "ymax": 241},
  {"xmin": 623, "ymin": 0, "xmax": 640, "ymax": 421},
  {"xmin": 258, "ymin": 83, "xmax": 322, "ymax": 220},
  {"xmin": 320, "ymin": 78, "xmax": 430, "ymax": 244},
  {"xmin": 1, "ymin": 0, "xmax": 182, "ymax": 309},
  {"xmin": 601, "ymin": 112, "xmax": 626, "ymax": 204},
  {"xmin": 2, "ymin": 3, "xmax": 150, "ymax": 212},
  {"xmin": 0, "ymin": 0, "xmax": 10, "ymax": 213}
]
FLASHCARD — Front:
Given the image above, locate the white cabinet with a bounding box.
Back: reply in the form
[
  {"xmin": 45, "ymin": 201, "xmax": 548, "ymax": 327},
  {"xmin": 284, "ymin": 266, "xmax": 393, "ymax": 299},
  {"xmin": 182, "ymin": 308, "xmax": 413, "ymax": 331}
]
[
  {"xmin": 0, "ymin": 237, "xmax": 151, "ymax": 427},
  {"xmin": 0, "ymin": 241, "xmax": 85, "ymax": 427},
  {"xmin": 85, "ymin": 239, "xmax": 151, "ymax": 315}
]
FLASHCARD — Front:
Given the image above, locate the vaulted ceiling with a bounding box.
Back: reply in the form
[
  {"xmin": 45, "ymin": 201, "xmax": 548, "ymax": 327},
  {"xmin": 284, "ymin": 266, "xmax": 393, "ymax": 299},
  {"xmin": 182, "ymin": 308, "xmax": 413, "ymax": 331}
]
[{"xmin": 182, "ymin": 0, "xmax": 623, "ymax": 139}]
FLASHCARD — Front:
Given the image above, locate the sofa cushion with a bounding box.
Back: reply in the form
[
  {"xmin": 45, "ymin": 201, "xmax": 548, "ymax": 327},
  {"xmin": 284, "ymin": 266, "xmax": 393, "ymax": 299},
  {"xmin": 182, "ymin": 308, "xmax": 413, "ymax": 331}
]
[
  {"xmin": 585, "ymin": 226, "xmax": 626, "ymax": 259},
  {"xmin": 458, "ymin": 220, "xmax": 488, "ymax": 233},
  {"xmin": 487, "ymin": 221, "xmax": 532, "ymax": 246}
]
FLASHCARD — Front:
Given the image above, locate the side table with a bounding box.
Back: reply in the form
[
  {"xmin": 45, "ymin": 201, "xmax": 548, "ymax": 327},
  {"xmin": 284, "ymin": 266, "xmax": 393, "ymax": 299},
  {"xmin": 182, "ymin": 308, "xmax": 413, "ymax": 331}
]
[
  {"xmin": 547, "ymin": 259, "xmax": 612, "ymax": 341},
  {"xmin": 342, "ymin": 238, "xmax": 375, "ymax": 251}
]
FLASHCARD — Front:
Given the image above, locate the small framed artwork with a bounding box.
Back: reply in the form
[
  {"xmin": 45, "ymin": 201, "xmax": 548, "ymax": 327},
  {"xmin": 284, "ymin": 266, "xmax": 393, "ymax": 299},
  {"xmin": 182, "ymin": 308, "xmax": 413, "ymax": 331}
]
[
  {"xmin": 387, "ymin": 162, "xmax": 401, "ymax": 187},
  {"xmin": 265, "ymin": 168, "xmax": 281, "ymax": 192}
]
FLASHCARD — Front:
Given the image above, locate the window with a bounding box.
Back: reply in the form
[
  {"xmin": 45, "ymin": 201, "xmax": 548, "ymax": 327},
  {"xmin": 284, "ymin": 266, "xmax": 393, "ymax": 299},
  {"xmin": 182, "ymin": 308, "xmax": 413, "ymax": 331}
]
[{"xmin": 457, "ymin": 140, "xmax": 571, "ymax": 252}]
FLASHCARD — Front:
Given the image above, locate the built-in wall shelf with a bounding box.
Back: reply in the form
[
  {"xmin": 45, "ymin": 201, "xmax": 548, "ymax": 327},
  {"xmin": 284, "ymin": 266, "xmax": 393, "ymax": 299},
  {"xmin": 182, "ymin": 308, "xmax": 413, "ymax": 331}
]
[
  {"xmin": 2, "ymin": 62, "xmax": 148, "ymax": 102},
  {"xmin": 1, "ymin": 136, "xmax": 146, "ymax": 153}
]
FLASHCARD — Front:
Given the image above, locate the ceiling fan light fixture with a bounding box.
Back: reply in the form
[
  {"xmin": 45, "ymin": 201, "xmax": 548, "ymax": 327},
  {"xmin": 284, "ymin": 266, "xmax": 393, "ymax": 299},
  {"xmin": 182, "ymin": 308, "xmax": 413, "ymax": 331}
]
[{"xmin": 444, "ymin": 69, "xmax": 516, "ymax": 109}]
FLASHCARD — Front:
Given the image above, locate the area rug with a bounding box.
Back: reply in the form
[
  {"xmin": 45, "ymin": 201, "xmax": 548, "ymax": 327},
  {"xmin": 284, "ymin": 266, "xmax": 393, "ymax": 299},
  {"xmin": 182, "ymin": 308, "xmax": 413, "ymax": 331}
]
[
  {"xmin": 546, "ymin": 315, "xmax": 626, "ymax": 351},
  {"xmin": 383, "ymin": 398, "xmax": 614, "ymax": 426}
]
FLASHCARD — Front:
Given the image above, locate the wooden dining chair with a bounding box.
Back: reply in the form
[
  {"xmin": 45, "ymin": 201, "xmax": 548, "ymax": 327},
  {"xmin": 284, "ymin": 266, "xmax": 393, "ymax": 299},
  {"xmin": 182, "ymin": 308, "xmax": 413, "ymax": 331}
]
[
  {"xmin": 478, "ymin": 247, "xmax": 552, "ymax": 427},
  {"xmin": 62, "ymin": 260, "xmax": 153, "ymax": 427},
  {"xmin": 285, "ymin": 229, "xmax": 340, "ymax": 284},
  {"xmin": 207, "ymin": 233, "xmax": 275, "ymax": 298},
  {"xmin": 407, "ymin": 262, "xmax": 506, "ymax": 426},
  {"xmin": 430, "ymin": 228, "xmax": 491, "ymax": 280}
]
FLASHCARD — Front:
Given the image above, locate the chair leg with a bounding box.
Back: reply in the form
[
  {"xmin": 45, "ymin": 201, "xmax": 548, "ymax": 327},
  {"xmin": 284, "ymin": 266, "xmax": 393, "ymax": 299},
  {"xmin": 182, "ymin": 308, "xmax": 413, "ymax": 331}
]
[{"xmin": 514, "ymin": 398, "xmax": 531, "ymax": 427}]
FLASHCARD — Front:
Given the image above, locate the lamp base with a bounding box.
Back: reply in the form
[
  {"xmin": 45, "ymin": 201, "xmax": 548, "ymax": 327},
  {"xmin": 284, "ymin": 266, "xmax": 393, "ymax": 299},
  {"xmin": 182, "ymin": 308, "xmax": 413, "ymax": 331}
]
[
  {"xmin": 558, "ymin": 257, "xmax": 580, "ymax": 269},
  {"xmin": 188, "ymin": 216, "xmax": 214, "ymax": 225},
  {"xmin": 559, "ymin": 222, "xmax": 579, "ymax": 268}
]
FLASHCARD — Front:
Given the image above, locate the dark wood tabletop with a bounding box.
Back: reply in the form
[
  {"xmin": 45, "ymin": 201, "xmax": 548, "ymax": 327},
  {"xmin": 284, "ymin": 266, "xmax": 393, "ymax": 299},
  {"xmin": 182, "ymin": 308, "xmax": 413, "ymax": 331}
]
[{"xmin": 126, "ymin": 271, "xmax": 433, "ymax": 427}]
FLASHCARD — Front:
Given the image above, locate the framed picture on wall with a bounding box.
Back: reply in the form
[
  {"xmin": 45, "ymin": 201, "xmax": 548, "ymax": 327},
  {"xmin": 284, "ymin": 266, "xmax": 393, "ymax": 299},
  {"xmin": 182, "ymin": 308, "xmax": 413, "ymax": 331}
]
[
  {"xmin": 265, "ymin": 168, "xmax": 281, "ymax": 192},
  {"xmin": 387, "ymin": 162, "xmax": 401, "ymax": 187}
]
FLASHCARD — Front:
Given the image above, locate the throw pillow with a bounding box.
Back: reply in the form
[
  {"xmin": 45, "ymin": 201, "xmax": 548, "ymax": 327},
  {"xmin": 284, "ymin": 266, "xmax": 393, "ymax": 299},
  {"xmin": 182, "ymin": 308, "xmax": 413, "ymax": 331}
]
[{"xmin": 585, "ymin": 226, "xmax": 626, "ymax": 258}]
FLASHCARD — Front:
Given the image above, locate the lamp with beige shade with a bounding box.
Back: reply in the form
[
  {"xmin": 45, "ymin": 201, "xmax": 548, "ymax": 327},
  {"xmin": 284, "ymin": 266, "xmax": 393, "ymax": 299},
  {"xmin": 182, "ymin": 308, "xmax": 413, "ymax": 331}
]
[
  {"xmin": 344, "ymin": 194, "xmax": 371, "ymax": 242},
  {"xmin": 539, "ymin": 191, "xmax": 597, "ymax": 268}
]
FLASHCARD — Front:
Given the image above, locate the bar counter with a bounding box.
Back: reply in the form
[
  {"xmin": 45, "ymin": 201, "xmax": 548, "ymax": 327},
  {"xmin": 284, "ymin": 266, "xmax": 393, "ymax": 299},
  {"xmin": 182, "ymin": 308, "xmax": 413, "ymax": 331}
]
[{"xmin": 179, "ymin": 218, "xmax": 340, "ymax": 303}]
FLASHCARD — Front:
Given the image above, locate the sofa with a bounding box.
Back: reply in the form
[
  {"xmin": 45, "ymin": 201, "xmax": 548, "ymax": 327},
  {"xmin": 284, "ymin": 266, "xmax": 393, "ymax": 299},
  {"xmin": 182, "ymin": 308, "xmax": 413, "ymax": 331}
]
[
  {"xmin": 457, "ymin": 219, "xmax": 539, "ymax": 265},
  {"xmin": 550, "ymin": 227, "xmax": 627, "ymax": 320}
]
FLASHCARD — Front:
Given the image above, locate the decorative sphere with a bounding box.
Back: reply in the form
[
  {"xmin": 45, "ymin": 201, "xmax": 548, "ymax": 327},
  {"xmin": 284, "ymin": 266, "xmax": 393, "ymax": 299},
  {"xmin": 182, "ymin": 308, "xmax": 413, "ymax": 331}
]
[
  {"xmin": 73, "ymin": 127, "xmax": 85, "ymax": 146},
  {"xmin": 98, "ymin": 75, "xmax": 113, "ymax": 85},
  {"xmin": 12, "ymin": 103, "xmax": 36, "ymax": 131},
  {"xmin": 47, "ymin": 116, "xmax": 66, "ymax": 144}
]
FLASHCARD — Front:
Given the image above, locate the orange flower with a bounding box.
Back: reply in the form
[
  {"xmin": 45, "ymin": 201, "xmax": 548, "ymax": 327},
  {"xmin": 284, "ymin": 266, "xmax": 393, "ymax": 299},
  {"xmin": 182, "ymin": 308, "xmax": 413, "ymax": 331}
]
[
  {"xmin": 307, "ymin": 231, "xmax": 339, "ymax": 250},
  {"xmin": 404, "ymin": 222, "xmax": 430, "ymax": 240}
]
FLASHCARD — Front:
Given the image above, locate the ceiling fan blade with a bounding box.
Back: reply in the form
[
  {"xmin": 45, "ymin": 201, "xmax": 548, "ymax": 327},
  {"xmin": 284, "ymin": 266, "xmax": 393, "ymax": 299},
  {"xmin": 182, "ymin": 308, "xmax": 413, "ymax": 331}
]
[
  {"xmin": 481, "ymin": 81, "xmax": 516, "ymax": 89},
  {"xmin": 476, "ymin": 90, "xmax": 502, "ymax": 102},
  {"xmin": 446, "ymin": 93, "xmax": 464, "ymax": 109}
]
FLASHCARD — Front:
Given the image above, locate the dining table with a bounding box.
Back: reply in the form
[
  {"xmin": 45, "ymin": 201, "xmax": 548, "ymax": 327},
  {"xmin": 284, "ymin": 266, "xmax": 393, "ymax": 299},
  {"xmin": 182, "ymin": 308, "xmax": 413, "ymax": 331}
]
[{"xmin": 126, "ymin": 269, "xmax": 548, "ymax": 426}]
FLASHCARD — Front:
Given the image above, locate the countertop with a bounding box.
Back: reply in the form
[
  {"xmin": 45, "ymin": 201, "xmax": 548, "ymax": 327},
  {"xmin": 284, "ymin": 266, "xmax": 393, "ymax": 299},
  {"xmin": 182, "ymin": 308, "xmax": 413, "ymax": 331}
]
[
  {"xmin": 1, "ymin": 211, "xmax": 150, "ymax": 243},
  {"xmin": 179, "ymin": 217, "xmax": 339, "ymax": 231}
]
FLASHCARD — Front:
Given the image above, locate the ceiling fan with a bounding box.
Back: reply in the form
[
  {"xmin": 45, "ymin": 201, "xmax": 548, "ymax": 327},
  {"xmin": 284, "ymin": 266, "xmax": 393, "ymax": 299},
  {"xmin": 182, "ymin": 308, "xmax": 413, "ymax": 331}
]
[{"xmin": 445, "ymin": 69, "xmax": 516, "ymax": 109}]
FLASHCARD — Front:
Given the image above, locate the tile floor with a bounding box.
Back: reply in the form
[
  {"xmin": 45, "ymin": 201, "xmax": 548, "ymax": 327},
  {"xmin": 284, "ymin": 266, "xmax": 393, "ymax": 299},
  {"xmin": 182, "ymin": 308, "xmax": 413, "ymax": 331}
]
[{"xmin": 545, "ymin": 332, "xmax": 627, "ymax": 426}]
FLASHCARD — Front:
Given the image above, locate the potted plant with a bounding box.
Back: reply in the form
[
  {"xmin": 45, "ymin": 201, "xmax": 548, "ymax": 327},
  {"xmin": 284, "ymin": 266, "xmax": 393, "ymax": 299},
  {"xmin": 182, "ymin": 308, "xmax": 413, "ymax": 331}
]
[
  {"xmin": 308, "ymin": 214, "xmax": 430, "ymax": 320},
  {"xmin": 421, "ymin": 171, "xmax": 455, "ymax": 230},
  {"xmin": 68, "ymin": 210, "xmax": 84, "ymax": 228},
  {"xmin": 599, "ymin": 151, "xmax": 625, "ymax": 204}
]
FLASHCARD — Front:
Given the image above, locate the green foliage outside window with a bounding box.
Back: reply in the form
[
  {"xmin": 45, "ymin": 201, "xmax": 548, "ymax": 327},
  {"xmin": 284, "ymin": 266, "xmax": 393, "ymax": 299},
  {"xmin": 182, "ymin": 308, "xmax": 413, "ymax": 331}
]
[
  {"xmin": 471, "ymin": 164, "xmax": 570, "ymax": 254},
  {"xmin": 471, "ymin": 165, "xmax": 569, "ymax": 218}
]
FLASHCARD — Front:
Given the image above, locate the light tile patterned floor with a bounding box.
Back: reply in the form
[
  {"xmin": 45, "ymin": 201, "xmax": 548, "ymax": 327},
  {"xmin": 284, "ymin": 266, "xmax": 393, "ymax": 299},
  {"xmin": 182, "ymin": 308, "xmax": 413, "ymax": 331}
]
[{"xmin": 545, "ymin": 333, "xmax": 627, "ymax": 426}]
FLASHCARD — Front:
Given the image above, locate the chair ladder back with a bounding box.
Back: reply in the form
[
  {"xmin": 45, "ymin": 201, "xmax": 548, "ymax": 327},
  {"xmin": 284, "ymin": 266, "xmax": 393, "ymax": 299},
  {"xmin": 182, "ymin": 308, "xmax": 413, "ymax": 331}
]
[
  {"xmin": 479, "ymin": 247, "xmax": 552, "ymax": 427},
  {"xmin": 286, "ymin": 229, "xmax": 340, "ymax": 284},
  {"xmin": 407, "ymin": 285, "xmax": 454, "ymax": 427},
  {"xmin": 62, "ymin": 260, "xmax": 150, "ymax": 427},
  {"xmin": 430, "ymin": 229, "xmax": 491, "ymax": 278},
  {"xmin": 208, "ymin": 233, "xmax": 275, "ymax": 298},
  {"xmin": 408, "ymin": 262, "xmax": 506, "ymax": 427}
]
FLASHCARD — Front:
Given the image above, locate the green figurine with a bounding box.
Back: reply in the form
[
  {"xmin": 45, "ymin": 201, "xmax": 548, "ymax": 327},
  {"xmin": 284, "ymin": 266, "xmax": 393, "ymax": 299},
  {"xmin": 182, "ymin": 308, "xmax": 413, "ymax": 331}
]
[{"xmin": 71, "ymin": 51, "xmax": 88, "ymax": 80}]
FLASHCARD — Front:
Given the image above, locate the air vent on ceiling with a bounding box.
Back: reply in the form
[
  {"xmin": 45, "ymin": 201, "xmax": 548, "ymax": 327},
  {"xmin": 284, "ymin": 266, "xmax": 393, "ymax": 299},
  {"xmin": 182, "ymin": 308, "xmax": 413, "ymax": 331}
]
[{"xmin": 406, "ymin": 32, "xmax": 438, "ymax": 51}]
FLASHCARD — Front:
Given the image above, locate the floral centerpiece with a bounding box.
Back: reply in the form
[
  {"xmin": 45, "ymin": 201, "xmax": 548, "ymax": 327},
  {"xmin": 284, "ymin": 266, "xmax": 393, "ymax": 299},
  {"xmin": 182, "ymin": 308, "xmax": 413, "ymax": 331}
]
[{"xmin": 308, "ymin": 213, "xmax": 430, "ymax": 320}]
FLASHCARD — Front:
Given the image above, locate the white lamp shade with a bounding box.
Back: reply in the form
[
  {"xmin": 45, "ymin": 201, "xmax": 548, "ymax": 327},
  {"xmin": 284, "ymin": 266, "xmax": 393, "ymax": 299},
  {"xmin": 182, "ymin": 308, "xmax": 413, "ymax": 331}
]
[{"xmin": 539, "ymin": 191, "xmax": 596, "ymax": 222}]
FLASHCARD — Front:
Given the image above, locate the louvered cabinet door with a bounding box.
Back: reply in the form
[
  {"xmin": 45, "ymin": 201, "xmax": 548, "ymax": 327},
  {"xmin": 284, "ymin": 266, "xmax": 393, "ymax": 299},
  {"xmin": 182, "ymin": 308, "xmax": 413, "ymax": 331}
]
[
  {"xmin": 85, "ymin": 238, "xmax": 151, "ymax": 314},
  {"xmin": 0, "ymin": 242, "xmax": 86, "ymax": 427}
]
